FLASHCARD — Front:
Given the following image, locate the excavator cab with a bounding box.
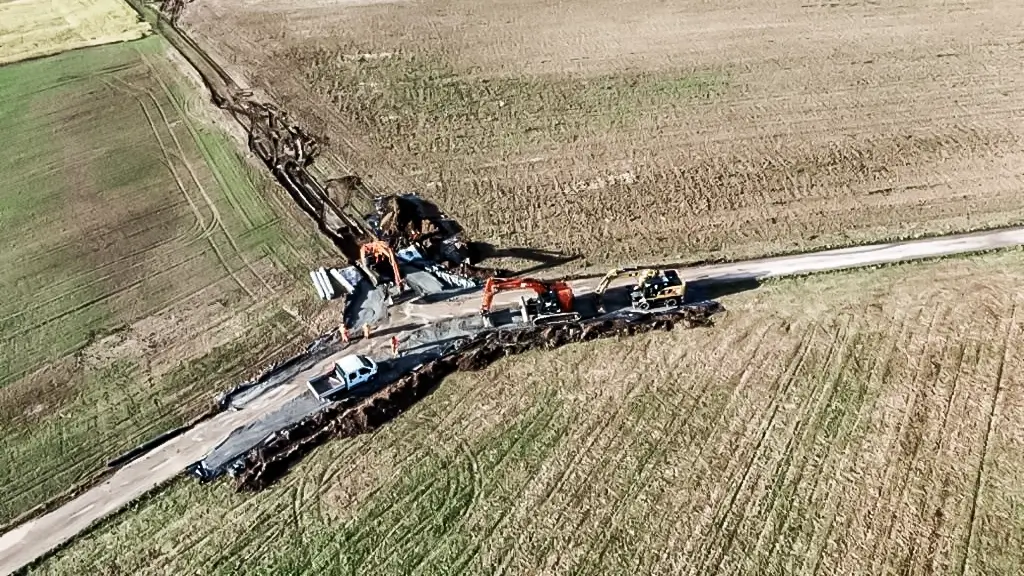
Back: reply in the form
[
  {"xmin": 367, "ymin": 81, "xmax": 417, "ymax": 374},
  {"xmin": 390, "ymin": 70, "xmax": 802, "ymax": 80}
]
[{"xmin": 480, "ymin": 277, "xmax": 578, "ymax": 326}]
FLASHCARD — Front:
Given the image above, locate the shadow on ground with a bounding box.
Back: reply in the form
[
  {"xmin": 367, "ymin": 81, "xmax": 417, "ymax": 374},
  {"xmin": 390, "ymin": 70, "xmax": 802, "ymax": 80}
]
[{"xmin": 468, "ymin": 242, "xmax": 581, "ymax": 275}]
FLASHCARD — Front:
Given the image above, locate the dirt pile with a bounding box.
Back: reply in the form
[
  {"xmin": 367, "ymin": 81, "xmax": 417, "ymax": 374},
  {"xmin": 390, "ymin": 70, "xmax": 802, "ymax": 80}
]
[
  {"xmin": 228, "ymin": 100, "xmax": 369, "ymax": 260},
  {"xmin": 234, "ymin": 302, "xmax": 721, "ymax": 491},
  {"xmin": 374, "ymin": 195, "xmax": 440, "ymax": 245},
  {"xmin": 369, "ymin": 194, "xmax": 473, "ymax": 265}
]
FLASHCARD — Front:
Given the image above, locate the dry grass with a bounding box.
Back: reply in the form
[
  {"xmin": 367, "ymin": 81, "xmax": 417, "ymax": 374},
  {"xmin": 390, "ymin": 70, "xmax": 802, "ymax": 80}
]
[
  {"xmin": 0, "ymin": 0, "xmax": 150, "ymax": 65},
  {"xmin": 30, "ymin": 251, "xmax": 1024, "ymax": 575},
  {"xmin": 181, "ymin": 0, "xmax": 1024, "ymax": 270},
  {"xmin": 0, "ymin": 37, "xmax": 336, "ymax": 525}
]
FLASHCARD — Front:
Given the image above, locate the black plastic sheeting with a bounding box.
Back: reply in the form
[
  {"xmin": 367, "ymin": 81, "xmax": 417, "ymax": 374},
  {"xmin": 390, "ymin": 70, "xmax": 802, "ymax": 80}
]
[{"xmin": 215, "ymin": 331, "xmax": 337, "ymax": 411}]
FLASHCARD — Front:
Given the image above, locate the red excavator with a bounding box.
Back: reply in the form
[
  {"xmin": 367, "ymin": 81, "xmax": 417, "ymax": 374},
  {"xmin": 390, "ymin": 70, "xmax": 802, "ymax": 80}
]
[
  {"xmin": 359, "ymin": 240, "xmax": 403, "ymax": 289},
  {"xmin": 480, "ymin": 277, "xmax": 579, "ymax": 326}
]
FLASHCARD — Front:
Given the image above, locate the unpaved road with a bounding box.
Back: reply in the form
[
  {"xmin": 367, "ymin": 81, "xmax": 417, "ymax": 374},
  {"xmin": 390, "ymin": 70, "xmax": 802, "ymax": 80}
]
[{"xmin": 3, "ymin": 227, "xmax": 1024, "ymax": 575}]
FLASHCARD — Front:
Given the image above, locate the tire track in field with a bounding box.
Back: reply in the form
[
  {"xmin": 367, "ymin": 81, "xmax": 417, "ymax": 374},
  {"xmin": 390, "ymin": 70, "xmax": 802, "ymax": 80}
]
[
  {"xmin": 752, "ymin": 318, "xmax": 870, "ymax": 576},
  {"xmin": 857, "ymin": 303, "xmax": 943, "ymax": 551},
  {"xmin": 304, "ymin": 398, "xmax": 562, "ymax": 574},
  {"xmin": 873, "ymin": 297, "xmax": 973, "ymax": 573},
  {"xmin": 0, "ymin": 196, "xmax": 208, "ymax": 320},
  {"xmin": 482, "ymin": 371, "xmax": 643, "ymax": 574},
  {"xmin": 812, "ymin": 305, "xmax": 928, "ymax": 574},
  {"xmin": 141, "ymin": 54, "xmax": 275, "ymax": 294},
  {"xmin": 542, "ymin": 387, "xmax": 661, "ymax": 575},
  {"xmin": 358, "ymin": 402, "xmax": 566, "ymax": 574},
  {"xmin": 746, "ymin": 319, "xmax": 872, "ymax": 573},
  {"xmin": 957, "ymin": 300, "xmax": 1017, "ymax": 576},
  {"xmin": 789, "ymin": 309, "xmax": 916, "ymax": 575},
  {"xmin": 305, "ymin": 371, "xmax": 504, "ymax": 538},
  {"xmin": 520, "ymin": 391, "xmax": 654, "ymax": 573},
  {"xmin": 317, "ymin": 369, "xmax": 498, "ymax": 490},
  {"xmin": 0, "ymin": 70, "xmax": 223, "ymax": 344},
  {"xmin": 133, "ymin": 59, "xmax": 270, "ymax": 296},
  {"xmin": 572, "ymin": 326, "xmax": 779, "ymax": 575},
  {"xmin": 865, "ymin": 302, "xmax": 949, "ymax": 575},
  {"xmin": 702, "ymin": 314, "xmax": 858, "ymax": 575},
  {"xmin": 4, "ymin": 249, "xmax": 211, "ymax": 341},
  {"xmin": 680, "ymin": 321, "xmax": 826, "ymax": 575},
  {"xmin": 657, "ymin": 321, "xmax": 811, "ymax": 568},
  {"xmin": 907, "ymin": 324, "xmax": 976, "ymax": 575},
  {"xmin": 577, "ymin": 363, "xmax": 719, "ymax": 574},
  {"xmin": 613, "ymin": 321, "xmax": 783, "ymax": 575},
  {"xmin": 502, "ymin": 333, "xmax": 713, "ymax": 574},
  {"xmin": 104, "ymin": 74, "xmax": 254, "ymax": 300},
  {"xmin": 529, "ymin": 341, "xmax": 705, "ymax": 574},
  {"xmin": 456, "ymin": 348, "xmax": 639, "ymax": 573}
]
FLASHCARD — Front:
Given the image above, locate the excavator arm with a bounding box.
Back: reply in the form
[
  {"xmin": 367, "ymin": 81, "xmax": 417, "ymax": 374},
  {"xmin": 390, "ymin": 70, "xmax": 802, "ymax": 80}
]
[
  {"xmin": 480, "ymin": 277, "xmax": 574, "ymax": 315},
  {"xmin": 594, "ymin": 267, "xmax": 656, "ymax": 312},
  {"xmin": 360, "ymin": 240, "xmax": 403, "ymax": 288}
]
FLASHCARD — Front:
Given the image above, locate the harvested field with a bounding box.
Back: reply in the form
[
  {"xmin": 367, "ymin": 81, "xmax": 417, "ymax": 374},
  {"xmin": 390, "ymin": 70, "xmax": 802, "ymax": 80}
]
[
  {"xmin": 0, "ymin": 0, "xmax": 151, "ymax": 65},
  {"xmin": 30, "ymin": 251, "xmax": 1024, "ymax": 575},
  {"xmin": 0, "ymin": 37, "xmax": 335, "ymax": 526},
  {"xmin": 179, "ymin": 0, "xmax": 1024, "ymax": 269}
]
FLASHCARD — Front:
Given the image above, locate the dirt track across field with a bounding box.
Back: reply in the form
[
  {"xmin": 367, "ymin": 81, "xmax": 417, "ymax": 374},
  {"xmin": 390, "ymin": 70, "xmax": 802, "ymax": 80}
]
[{"xmin": 4, "ymin": 226, "xmax": 1024, "ymax": 575}]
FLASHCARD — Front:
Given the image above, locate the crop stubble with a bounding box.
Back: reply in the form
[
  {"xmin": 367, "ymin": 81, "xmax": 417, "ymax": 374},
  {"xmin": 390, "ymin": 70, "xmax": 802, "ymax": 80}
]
[
  {"xmin": 31, "ymin": 251, "xmax": 1024, "ymax": 575},
  {"xmin": 179, "ymin": 0, "xmax": 1024, "ymax": 268},
  {"xmin": 0, "ymin": 0, "xmax": 151, "ymax": 65}
]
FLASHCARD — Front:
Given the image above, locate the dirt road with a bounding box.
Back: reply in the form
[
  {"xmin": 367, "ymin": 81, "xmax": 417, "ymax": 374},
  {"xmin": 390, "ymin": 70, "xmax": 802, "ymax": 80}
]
[{"xmin": 3, "ymin": 226, "xmax": 1024, "ymax": 575}]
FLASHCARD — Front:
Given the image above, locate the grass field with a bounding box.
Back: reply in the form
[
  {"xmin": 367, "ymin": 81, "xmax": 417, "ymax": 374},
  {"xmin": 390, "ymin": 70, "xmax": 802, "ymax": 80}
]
[
  {"xmin": 0, "ymin": 0, "xmax": 150, "ymax": 65},
  {"xmin": 0, "ymin": 37, "xmax": 335, "ymax": 526},
  {"xmin": 30, "ymin": 251, "xmax": 1024, "ymax": 575},
  {"xmin": 180, "ymin": 0, "xmax": 1024, "ymax": 270}
]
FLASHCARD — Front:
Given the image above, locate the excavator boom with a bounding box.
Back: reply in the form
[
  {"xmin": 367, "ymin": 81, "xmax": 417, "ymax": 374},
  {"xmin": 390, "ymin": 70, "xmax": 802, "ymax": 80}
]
[
  {"xmin": 594, "ymin": 267, "xmax": 657, "ymax": 312},
  {"xmin": 480, "ymin": 277, "xmax": 575, "ymax": 317},
  {"xmin": 359, "ymin": 240, "xmax": 403, "ymax": 287}
]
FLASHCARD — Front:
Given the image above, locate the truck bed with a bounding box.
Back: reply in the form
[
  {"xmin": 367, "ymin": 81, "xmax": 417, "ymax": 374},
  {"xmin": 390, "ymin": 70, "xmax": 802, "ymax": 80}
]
[{"xmin": 307, "ymin": 374, "xmax": 346, "ymax": 401}]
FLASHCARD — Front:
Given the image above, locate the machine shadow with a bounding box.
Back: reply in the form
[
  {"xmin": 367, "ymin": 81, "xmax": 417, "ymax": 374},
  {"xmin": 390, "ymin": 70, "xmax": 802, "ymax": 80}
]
[{"xmin": 468, "ymin": 242, "xmax": 581, "ymax": 275}]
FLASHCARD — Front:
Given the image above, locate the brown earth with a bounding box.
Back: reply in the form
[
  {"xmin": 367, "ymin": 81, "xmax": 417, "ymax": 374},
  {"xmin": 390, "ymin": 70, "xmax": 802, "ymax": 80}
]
[
  {"xmin": 26, "ymin": 250, "xmax": 1024, "ymax": 575},
  {"xmin": 179, "ymin": 0, "xmax": 1024, "ymax": 269}
]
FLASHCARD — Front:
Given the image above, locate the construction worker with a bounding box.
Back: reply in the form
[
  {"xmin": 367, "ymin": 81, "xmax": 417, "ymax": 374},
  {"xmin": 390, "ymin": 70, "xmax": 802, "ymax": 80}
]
[
  {"xmin": 339, "ymin": 325, "xmax": 349, "ymax": 344},
  {"xmin": 363, "ymin": 324, "xmax": 371, "ymax": 340},
  {"xmin": 391, "ymin": 335, "xmax": 400, "ymax": 358}
]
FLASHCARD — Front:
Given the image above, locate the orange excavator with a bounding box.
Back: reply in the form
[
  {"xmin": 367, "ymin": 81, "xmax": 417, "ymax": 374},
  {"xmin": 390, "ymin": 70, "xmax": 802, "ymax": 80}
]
[
  {"xmin": 359, "ymin": 240, "xmax": 403, "ymax": 289},
  {"xmin": 480, "ymin": 277, "xmax": 579, "ymax": 326}
]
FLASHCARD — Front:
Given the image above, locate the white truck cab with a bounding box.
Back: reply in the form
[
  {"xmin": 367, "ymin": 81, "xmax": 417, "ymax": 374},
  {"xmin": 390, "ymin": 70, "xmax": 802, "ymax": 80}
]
[{"xmin": 307, "ymin": 354, "xmax": 379, "ymax": 401}]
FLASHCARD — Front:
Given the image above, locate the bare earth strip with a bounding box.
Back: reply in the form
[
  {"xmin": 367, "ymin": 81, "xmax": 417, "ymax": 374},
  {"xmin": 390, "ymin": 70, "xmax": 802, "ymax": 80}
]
[
  {"xmin": 17, "ymin": 248, "xmax": 1024, "ymax": 575},
  {"xmin": 181, "ymin": 0, "xmax": 1024, "ymax": 268},
  {"xmin": 0, "ymin": 0, "xmax": 150, "ymax": 65},
  {"xmin": 4, "ymin": 229, "xmax": 1024, "ymax": 575}
]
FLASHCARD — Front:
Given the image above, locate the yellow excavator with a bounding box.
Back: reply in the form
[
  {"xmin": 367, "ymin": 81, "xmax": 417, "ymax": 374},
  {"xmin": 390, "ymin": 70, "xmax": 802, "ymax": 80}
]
[{"xmin": 593, "ymin": 267, "xmax": 687, "ymax": 312}]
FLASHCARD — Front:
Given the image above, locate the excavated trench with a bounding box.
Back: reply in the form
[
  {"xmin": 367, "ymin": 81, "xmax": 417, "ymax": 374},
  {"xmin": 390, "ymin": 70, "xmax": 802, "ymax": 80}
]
[
  {"xmin": 138, "ymin": 2, "xmax": 722, "ymax": 494},
  {"xmin": 234, "ymin": 303, "xmax": 721, "ymax": 491}
]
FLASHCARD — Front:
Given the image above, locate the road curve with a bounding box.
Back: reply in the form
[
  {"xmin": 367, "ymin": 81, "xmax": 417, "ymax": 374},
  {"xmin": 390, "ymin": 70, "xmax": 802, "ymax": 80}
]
[{"xmin": 3, "ymin": 226, "xmax": 1024, "ymax": 575}]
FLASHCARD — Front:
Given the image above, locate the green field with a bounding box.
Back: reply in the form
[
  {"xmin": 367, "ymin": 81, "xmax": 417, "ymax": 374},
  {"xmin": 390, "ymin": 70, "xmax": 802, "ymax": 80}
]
[
  {"xmin": 0, "ymin": 36, "xmax": 333, "ymax": 526},
  {"xmin": 30, "ymin": 252, "xmax": 1024, "ymax": 575}
]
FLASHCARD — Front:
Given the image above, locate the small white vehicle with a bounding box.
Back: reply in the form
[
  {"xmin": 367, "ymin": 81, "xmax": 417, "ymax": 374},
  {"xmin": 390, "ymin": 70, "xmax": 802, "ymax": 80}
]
[{"xmin": 306, "ymin": 354, "xmax": 378, "ymax": 401}]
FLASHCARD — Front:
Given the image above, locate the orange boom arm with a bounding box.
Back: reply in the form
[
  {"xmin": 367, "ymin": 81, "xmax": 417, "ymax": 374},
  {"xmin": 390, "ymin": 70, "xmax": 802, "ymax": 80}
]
[
  {"xmin": 359, "ymin": 240, "xmax": 402, "ymax": 287},
  {"xmin": 480, "ymin": 277, "xmax": 574, "ymax": 314}
]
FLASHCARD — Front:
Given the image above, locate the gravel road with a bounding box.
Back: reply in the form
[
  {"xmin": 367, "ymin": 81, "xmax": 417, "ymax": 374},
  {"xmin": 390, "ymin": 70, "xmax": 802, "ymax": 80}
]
[{"xmin": 3, "ymin": 227, "xmax": 1023, "ymax": 575}]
